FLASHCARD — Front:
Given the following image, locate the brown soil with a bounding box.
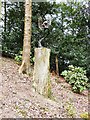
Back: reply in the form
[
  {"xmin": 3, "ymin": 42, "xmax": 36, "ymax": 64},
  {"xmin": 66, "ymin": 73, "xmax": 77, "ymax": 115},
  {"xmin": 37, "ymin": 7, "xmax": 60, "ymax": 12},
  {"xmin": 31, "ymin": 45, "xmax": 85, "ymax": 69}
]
[{"xmin": 0, "ymin": 57, "xmax": 88, "ymax": 118}]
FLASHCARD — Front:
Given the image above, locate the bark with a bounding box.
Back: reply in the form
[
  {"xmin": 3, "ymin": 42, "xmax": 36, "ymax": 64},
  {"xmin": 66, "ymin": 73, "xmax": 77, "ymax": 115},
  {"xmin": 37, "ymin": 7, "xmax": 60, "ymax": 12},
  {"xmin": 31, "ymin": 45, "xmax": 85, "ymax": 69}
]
[
  {"xmin": 55, "ymin": 55, "xmax": 59, "ymax": 76},
  {"xmin": 19, "ymin": 0, "xmax": 32, "ymax": 74},
  {"xmin": 33, "ymin": 48, "xmax": 51, "ymax": 97},
  {"xmin": 0, "ymin": 2, "xmax": 1, "ymax": 19},
  {"xmin": 3, "ymin": 1, "xmax": 6, "ymax": 41}
]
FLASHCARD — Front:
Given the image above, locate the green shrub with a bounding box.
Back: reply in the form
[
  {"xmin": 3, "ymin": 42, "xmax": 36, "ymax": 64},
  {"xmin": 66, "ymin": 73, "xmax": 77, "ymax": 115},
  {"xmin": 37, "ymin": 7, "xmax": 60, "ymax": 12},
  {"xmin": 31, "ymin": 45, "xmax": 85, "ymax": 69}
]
[
  {"xmin": 14, "ymin": 51, "xmax": 22, "ymax": 64},
  {"xmin": 15, "ymin": 55, "xmax": 22, "ymax": 63},
  {"xmin": 30, "ymin": 56, "xmax": 35, "ymax": 65},
  {"xmin": 61, "ymin": 65, "xmax": 88, "ymax": 93}
]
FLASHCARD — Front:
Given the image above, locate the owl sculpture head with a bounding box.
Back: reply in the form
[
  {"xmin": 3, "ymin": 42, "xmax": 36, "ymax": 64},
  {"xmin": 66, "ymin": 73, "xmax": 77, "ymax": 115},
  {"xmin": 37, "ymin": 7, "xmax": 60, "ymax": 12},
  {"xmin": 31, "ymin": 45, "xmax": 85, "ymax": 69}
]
[{"xmin": 38, "ymin": 14, "xmax": 52, "ymax": 30}]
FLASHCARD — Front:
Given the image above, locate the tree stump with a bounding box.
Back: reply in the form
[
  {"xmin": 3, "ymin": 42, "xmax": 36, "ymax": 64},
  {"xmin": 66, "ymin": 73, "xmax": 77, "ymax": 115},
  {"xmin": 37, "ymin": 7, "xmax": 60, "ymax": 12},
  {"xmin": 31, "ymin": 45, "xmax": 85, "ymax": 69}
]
[{"xmin": 33, "ymin": 47, "xmax": 51, "ymax": 97}]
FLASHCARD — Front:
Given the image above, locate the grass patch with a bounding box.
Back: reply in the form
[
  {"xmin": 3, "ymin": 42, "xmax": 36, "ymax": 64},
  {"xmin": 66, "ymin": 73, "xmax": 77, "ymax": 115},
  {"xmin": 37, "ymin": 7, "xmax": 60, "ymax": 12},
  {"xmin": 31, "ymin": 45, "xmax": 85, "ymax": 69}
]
[
  {"xmin": 14, "ymin": 105, "xmax": 27, "ymax": 117},
  {"xmin": 18, "ymin": 110, "xmax": 27, "ymax": 117},
  {"xmin": 80, "ymin": 112, "xmax": 89, "ymax": 119},
  {"xmin": 65, "ymin": 101, "xmax": 76, "ymax": 118}
]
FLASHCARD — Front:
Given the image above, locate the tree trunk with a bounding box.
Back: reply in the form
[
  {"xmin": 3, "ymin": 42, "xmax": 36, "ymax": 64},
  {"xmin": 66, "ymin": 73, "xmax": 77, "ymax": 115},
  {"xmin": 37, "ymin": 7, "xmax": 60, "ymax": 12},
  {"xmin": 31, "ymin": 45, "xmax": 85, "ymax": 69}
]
[
  {"xmin": 0, "ymin": 2, "xmax": 1, "ymax": 19},
  {"xmin": 4, "ymin": 1, "xmax": 6, "ymax": 41},
  {"xmin": 33, "ymin": 47, "xmax": 51, "ymax": 97},
  {"xmin": 55, "ymin": 55, "xmax": 59, "ymax": 76},
  {"xmin": 19, "ymin": 0, "xmax": 32, "ymax": 74}
]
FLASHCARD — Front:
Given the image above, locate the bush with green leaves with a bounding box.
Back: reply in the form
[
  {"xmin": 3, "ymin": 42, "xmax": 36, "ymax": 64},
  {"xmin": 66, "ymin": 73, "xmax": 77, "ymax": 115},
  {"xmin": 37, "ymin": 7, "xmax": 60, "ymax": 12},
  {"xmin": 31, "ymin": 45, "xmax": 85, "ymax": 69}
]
[
  {"xmin": 14, "ymin": 51, "xmax": 22, "ymax": 64},
  {"xmin": 15, "ymin": 54, "xmax": 22, "ymax": 64},
  {"xmin": 61, "ymin": 65, "xmax": 89, "ymax": 93}
]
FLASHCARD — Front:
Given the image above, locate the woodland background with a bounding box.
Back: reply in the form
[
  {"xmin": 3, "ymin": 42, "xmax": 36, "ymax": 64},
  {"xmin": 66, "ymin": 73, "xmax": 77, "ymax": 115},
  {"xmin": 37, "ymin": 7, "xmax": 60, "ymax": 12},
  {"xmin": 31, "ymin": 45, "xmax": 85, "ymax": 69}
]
[{"xmin": 1, "ymin": 1, "xmax": 90, "ymax": 79}]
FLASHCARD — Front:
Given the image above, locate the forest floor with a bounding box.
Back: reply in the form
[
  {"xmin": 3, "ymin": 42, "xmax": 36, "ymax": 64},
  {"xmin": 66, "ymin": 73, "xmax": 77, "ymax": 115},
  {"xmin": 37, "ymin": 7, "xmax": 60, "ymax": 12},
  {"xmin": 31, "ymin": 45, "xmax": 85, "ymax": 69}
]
[{"xmin": 0, "ymin": 56, "xmax": 88, "ymax": 118}]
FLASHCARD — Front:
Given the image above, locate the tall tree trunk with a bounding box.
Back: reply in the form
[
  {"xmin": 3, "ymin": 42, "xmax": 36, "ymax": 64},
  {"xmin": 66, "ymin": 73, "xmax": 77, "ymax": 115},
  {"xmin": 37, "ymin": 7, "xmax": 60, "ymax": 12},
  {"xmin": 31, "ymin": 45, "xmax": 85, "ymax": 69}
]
[
  {"xmin": 55, "ymin": 55, "xmax": 59, "ymax": 76},
  {"xmin": 19, "ymin": 0, "xmax": 32, "ymax": 74},
  {"xmin": 0, "ymin": 1, "xmax": 2, "ymax": 20},
  {"xmin": 4, "ymin": 1, "xmax": 6, "ymax": 41}
]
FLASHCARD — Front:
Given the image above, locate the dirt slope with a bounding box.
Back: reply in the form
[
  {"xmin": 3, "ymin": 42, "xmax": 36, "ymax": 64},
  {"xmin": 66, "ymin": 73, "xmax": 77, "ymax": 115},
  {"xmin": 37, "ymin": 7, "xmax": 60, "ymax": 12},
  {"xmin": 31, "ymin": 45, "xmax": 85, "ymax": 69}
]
[{"xmin": 0, "ymin": 57, "xmax": 88, "ymax": 118}]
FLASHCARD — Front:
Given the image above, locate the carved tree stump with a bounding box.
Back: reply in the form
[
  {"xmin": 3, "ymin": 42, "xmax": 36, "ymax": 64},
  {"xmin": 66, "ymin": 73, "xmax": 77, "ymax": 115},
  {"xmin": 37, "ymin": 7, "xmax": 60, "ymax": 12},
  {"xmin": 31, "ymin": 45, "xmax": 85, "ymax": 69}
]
[{"xmin": 33, "ymin": 47, "xmax": 51, "ymax": 97}]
